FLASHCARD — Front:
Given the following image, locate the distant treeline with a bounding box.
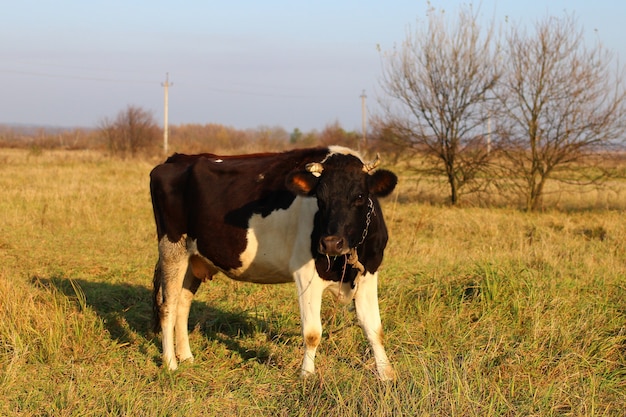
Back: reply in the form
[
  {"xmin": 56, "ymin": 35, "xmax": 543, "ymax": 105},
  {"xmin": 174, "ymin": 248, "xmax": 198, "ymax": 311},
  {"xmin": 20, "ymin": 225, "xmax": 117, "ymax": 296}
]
[{"xmin": 0, "ymin": 121, "xmax": 399, "ymax": 157}]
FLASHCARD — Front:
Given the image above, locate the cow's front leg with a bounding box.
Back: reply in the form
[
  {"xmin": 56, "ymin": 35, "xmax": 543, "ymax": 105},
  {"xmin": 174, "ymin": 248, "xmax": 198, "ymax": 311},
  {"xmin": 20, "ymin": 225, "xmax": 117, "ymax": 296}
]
[
  {"xmin": 354, "ymin": 271, "xmax": 396, "ymax": 381},
  {"xmin": 295, "ymin": 269, "xmax": 326, "ymax": 378}
]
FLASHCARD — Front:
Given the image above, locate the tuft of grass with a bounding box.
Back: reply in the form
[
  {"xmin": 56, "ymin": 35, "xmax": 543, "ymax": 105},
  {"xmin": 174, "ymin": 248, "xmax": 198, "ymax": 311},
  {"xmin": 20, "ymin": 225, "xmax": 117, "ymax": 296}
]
[{"xmin": 0, "ymin": 148, "xmax": 624, "ymax": 416}]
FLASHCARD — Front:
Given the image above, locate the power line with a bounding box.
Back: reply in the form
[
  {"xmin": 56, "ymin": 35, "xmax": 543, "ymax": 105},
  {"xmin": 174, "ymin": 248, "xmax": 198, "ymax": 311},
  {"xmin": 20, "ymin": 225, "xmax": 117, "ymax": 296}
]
[
  {"xmin": 195, "ymin": 84, "xmax": 311, "ymax": 99},
  {"xmin": 0, "ymin": 68, "xmax": 157, "ymax": 84},
  {"xmin": 0, "ymin": 61, "xmax": 345, "ymax": 101},
  {"xmin": 0, "ymin": 67, "xmax": 317, "ymax": 98}
]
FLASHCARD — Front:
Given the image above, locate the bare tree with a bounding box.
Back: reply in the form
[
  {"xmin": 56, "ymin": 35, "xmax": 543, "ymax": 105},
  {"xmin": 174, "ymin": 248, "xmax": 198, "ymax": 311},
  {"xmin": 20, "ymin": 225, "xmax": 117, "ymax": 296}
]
[
  {"xmin": 100, "ymin": 105, "xmax": 160, "ymax": 158},
  {"xmin": 376, "ymin": 5, "xmax": 501, "ymax": 204},
  {"xmin": 495, "ymin": 13, "xmax": 626, "ymax": 211}
]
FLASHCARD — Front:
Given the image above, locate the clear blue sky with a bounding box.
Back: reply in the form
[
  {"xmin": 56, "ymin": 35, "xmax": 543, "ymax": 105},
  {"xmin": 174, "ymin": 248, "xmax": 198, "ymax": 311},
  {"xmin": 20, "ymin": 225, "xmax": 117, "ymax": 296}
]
[{"xmin": 1, "ymin": 0, "xmax": 625, "ymax": 132}]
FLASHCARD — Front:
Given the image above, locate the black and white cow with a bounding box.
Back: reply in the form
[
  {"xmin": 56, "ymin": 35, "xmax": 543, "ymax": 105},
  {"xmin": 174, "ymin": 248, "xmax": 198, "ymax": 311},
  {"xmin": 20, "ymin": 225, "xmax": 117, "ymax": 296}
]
[{"xmin": 150, "ymin": 146, "xmax": 397, "ymax": 380}]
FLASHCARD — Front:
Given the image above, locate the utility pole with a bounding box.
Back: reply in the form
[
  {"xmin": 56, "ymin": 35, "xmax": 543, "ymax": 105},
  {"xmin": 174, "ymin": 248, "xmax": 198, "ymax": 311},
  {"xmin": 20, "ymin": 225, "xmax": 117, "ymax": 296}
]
[
  {"xmin": 162, "ymin": 72, "xmax": 172, "ymax": 156},
  {"xmin": 360, "ymin": 89, "xmax": 367, "ymax": 152}
]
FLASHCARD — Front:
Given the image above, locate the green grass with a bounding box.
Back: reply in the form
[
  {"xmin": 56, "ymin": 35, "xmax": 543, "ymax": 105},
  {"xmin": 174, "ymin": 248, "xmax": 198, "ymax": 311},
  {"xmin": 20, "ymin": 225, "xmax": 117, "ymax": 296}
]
[{"xmin": 0, "ymin": 148, "xmax": 624, "ymax": 416}]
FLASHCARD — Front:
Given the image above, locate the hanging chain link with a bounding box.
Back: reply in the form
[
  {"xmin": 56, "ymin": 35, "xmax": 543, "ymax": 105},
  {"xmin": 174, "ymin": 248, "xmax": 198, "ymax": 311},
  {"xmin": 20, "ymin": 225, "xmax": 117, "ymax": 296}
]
[{"xmin": 357, "ymin": 198, "xmax": 375, "ymax": 247}]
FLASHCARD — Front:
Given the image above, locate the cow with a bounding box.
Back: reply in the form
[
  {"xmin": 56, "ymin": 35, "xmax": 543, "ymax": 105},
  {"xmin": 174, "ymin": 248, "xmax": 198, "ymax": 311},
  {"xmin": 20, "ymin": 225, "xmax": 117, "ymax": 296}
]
[{"xmin": 150, "ymin": 146, "xmax": 397, "ymax": 380}]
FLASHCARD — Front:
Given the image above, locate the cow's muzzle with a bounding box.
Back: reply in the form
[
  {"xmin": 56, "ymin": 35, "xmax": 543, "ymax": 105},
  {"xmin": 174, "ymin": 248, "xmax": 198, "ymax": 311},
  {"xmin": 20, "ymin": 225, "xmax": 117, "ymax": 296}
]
[{"xmin": 319, "ymin": 235, "xmax": 350, "ymax": 256}]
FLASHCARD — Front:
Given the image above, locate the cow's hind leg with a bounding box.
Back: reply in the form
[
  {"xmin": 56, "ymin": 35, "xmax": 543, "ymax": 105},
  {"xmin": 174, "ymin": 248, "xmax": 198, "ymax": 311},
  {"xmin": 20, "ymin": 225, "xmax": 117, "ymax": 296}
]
[
  {"xmin": 175, "ymin": 269, "xmax": 202, "ymax": 363},
  {"xmin": 155, "ymin": 236, "xmax": 189, "ymax": 370},
  {"xmin": 354, "ymin": 272, "xmax": 396, "ymax": 381}
]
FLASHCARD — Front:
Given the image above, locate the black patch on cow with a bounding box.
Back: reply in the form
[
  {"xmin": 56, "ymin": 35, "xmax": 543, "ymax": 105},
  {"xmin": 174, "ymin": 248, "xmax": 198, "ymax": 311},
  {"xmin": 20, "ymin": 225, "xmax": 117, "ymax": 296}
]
[
  {"xmin": 150, "ymin": 160, "xmax": 194, "ymax": 243},
  {"xmin": 151, "ymin": 147, "xmax": 330, "ymax": 272},
  {"xmin": 315, "ymin": 255, "xmax": 360, "ymax": 284},
  {"xmin": 224, "ymin": 190, "xmax": 296, "ymax": 229}
]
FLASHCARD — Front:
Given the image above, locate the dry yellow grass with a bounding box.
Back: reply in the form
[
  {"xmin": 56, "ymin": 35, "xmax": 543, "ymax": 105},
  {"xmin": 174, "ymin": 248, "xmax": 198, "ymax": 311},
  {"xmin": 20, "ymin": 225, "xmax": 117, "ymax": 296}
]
[{"xmin": 0, "ymin": 148, "xmax": 624, "ymax": 416}]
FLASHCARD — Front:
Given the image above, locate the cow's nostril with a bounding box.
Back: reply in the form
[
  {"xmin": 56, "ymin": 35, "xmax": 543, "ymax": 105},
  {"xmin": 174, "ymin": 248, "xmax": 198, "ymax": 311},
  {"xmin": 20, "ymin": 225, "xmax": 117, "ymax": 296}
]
[{"xmin": 320, "ymin": 236, "xmax": 348, "ymax": 255}]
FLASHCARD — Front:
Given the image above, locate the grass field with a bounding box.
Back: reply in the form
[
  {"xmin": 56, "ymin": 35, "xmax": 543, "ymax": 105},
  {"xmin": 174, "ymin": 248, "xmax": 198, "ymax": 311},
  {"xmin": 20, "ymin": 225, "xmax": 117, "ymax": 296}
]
[{"xmin": 0, "ymin": 148, "xmax": 624, "ymax": 416}]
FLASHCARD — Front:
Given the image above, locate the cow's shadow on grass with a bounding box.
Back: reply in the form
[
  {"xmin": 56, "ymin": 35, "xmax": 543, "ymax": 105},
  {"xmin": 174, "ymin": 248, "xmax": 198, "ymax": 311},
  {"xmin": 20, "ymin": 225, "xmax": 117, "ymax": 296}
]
[{"xmin": 32, "ymin": 275, "xmax": 283, "ymax": 365}]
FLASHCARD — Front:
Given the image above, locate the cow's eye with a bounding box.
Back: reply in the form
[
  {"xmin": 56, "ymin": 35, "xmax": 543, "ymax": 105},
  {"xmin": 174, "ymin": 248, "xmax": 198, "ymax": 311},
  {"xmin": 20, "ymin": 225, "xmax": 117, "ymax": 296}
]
[{"xmin": 354, "ymin": 194, "xmax": 366, "ymax": 205}]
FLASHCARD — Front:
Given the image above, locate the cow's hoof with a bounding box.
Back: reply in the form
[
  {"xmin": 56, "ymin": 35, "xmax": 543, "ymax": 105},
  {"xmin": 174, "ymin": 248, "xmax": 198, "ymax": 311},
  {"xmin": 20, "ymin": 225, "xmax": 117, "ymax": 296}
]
[
  {"xmin": 165, "ymin": 359, "xmax": 178, "ymax": 371},
  {"xmin": 300, "ymin": 369, "xmax": 315, "ymax": 379},
  {"xmin": 178, "ymin": 355, "xmax": 194, "ymax": 365},
  {"xmin": 378, "ymin": 365, "xmax": 396, "ymax": 382}
]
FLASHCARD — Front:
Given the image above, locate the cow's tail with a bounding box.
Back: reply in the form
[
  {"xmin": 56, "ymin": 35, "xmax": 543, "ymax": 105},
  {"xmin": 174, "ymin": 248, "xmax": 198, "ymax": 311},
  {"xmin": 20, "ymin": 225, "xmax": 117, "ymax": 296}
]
[{"xmin": 152, "ymin": 259, "xmax": 163, "ymax": 334}]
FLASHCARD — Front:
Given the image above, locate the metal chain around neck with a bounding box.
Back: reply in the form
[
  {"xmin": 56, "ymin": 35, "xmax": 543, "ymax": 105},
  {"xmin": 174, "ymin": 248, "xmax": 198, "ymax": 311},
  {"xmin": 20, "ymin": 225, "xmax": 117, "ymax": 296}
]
[{"xmin": 356, "ymin": 197, "xmax": 375, "ymax": 247}]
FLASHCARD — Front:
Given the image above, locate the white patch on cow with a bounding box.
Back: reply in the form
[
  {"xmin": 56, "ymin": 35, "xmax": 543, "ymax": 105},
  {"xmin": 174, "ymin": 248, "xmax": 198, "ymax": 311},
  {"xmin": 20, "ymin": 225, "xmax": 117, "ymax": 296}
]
[
  {"xmin": 327, "ymin": 145, "xmax": 364, "ymax": 162},
  {"xmin": 214, "ymin": 159, "xmax": 223, "ymax": 163},
  {"xmin": 228, "ymin": 195, "xmax": 319, "ymax": 284}
]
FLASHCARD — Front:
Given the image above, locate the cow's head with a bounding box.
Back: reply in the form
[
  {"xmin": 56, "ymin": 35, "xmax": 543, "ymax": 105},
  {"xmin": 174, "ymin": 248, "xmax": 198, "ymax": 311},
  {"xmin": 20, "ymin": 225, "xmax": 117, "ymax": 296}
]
[{"xmin": 286, "ymin": 150, "xmax": 397, "ymax": 256}]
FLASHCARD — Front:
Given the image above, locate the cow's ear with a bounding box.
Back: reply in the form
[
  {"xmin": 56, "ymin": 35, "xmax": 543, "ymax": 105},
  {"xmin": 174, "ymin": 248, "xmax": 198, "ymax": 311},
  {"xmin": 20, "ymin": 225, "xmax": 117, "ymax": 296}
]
[
  {"xmin": 286, "ymin": 171, "xmax": 319, "ymax": 195},
  {"xmin": 367, "ymin": 169, "xmax": 397, "ymax": 197}
]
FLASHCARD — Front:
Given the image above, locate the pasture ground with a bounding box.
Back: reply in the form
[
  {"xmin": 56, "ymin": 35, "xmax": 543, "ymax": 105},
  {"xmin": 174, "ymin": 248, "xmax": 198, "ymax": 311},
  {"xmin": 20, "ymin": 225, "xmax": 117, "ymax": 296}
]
[{"xmin": 0, "ymin": 148, "xmax": 624, "ymax": 416}]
